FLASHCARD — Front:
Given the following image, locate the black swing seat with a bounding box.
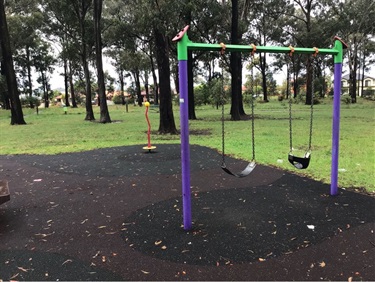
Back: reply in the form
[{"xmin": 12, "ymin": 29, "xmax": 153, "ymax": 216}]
[
  {"xmin": 221, "ymin": 161, "xmax": 256, "ymax": 178},
  {"xmin": 288, "ymin": 152, "xmax": 311, "ymax": 169},
  {"xmin": 0, "ymin": 180, "xmax": 10, "ymax": 205}
]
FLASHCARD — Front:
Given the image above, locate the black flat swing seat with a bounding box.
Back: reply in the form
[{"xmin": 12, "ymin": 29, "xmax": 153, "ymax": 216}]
[
  {"xmin": 288, "ymin": 152, "xmax": 311, "ymax": 169},
  {"xmin": 221, "ymin": 161, "xmax": 256, "ymax": 178},
  {"xmin": 0, "ymin": 180, "xmax": 10, "ymax": 205}
]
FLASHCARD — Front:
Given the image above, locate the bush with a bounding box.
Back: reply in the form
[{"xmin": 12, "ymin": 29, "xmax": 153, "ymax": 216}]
[
  {"xmin": 20, "ymin": 96, "xmax": 41, "ymax": 108},
  {"xmin": 341, "ymin": 95, "xmax": 352, "ymax": 104},
  {"xmin": 112, "ymin": 95, "xmax": 134, "ymax": 105},
  {"xmin": 363, "ymin": 89, "xmax": 375, "ymax": 101},
  {"xmin": 112, "ymin": 95, "xmax": 124, "ymax": 105}
]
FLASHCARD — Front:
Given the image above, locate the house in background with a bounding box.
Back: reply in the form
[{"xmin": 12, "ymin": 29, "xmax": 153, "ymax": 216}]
[{"xmin": 341, "ymin": 73, "xmax": 375, "ymax": 97}]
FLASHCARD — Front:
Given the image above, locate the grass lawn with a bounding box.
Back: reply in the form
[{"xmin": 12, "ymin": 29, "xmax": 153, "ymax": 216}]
[{"xmin": 0, "ymin": 97, "xmax": 374, "ymax": 192}]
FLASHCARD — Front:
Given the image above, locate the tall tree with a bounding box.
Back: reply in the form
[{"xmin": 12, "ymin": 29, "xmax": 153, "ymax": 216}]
[
  {"xmin": 70, "ymin": 0, "xmax": 95, "ymax": 120},
  {"xmin": 93, "ymin": 0, "xmax": 111, "ymax": 123},
  {"xmin": 33, "ymin": 40, "xmax": 56, "ymax": 108},
  {"xmin": 153, "ymin": 26, "xmax": 177, "ymax": 134},
  {"xmin": 324, "ymin": 0, "xmax": 375, "ymax": 103},
  {"xmin": 7, "ymin": 0, "xmax": 44, "ymax": 108},
  {"xmin": 292, "ymin": 0, "xmax": 319, "ymax": 105},
  {"xmin": 247, "ymin": 0, "xmax": 287, "ymax": 102},
  {"xmin": 0, "ymin": 0, "xmax": 25, "ymax": 124},
  {"xmin": 117, "ymin": 0, "xmax": 177, "ymax": 134}
]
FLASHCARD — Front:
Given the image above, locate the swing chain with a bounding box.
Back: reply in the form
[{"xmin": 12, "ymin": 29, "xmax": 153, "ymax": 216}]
[
  {"xmin": 308, "ymin": 59, "xmax": 315, "ymax": 151},
  {"xmin": 220, "ymin": 54, "xmax": 226, "ymax": 166},
  {"xmin": 287, "ymin": 54, "xmax": 315, "ymax": 154},
  {"xmin": 250, "ymin": 56, "xmax": 256, "ymax": 161},
  {"xmin": 287, "ymin": 56, "xmax": 293, "ymax": 151}
]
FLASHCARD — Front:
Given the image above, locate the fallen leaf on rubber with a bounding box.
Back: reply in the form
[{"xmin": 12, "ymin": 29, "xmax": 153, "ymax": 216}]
[{"xmin": 319, "ymin": 261, "xmax": 326, "ymax": 267}]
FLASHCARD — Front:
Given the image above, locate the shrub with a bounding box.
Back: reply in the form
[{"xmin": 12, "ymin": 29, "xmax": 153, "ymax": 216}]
[
  {"xmin": 341, "ymin": 95, "xmax": 352, "ymax": 104},
  {"xmin": 20, "ymin": 96, "xmax": 41, "ymax": 108},
  {"xmin": 112, "ymin": 95, "xmax": 124, "ymax": 105}
]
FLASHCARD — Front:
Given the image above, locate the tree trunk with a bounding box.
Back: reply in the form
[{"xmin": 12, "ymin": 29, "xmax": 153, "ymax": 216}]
[
  {"xmin": 259, "ymin": 53, "xmax": 269, "ymax": 102},
  {"xmin": 119, "ymin": 69, "xmax": 125, "ymax": 105},
  {"xmin": 153, "ymin": 27, "xmax": 177, "ymax": 134},
  {"xmin": 82, "ymin": 53, "xmax": 95, "ymax": 120},
  {"xmin": 188, "ymin": 50, "xmax": 196, "ymax": 120},
  {"xmin": 94, "ymin": 0, "xmax": 111, "ymax": 123},
  {"xmin": 305, "ymin": 57, "xmax": 313, "ymax": 105},
  {"xmin": 41, "ymin": 72, "xmax": 49, "ymax": 108},
  {"xmin": 68, "ymin": 61, "xmax": 77, "ymax": 108},
  {"xmin": 26, "ymin": 46, "xmax": 34, "ymax": 108},
  {"xmin": 0, "ymin": 60, "xmax": 11, "ymax": 109},
  {"xmin": 230, "ymin": 0, "xmax": 245, "ymax": 120},
  {"xmin": 0, "ymin": 1, "xmax": 26, "ymax": 124},
  {"xmin": 144, "ymin": 71, "xmax": 150, "ymax": 102},
  {"xmin": 361, "ymin": 50, "xmax": 365, "ymax": 97},
  {"xmin": 74, "ymin": 0, "xmax": 95, "ymax": 120},
  {"xmin": 349, "ymin": 67, "xmax": 357, "ymax": 103},
  {"xmin": 349, "ymin": 36, "xmax": 358, "ymax": 103},
  {"xmin": 149, "ymin": 45, "xmax": 159, "ymax": 105},
  {"xmin": 134, "ymin": 70, "xmax": 142, "ymax": 106},
  {"xmin": 63, "ymin": 55, "xmax": 70, "ymax": 107}
]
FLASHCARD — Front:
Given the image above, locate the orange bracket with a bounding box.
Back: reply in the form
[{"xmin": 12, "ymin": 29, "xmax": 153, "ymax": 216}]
[
  {"xmin": 250, "ymin": 44, "xmax": 257, "ymax": 56},
  {"xmin": 313, "ymin": 47, "xmax": 319, "ymax": 57},
  {"xmin": 288, "ymin": 45, "xmax": 295, "ymax": 57},
  {"xmin": 220, "ymin": 42, "xmax": 226, "ymax": 55}
]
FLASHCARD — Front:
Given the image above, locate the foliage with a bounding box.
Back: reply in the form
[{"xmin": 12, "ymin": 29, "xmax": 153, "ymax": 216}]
[
  {"xmin": 20, "ymin": 96, "xmax": 40, "ymax": 108},
  {"xmin": 341, "ymin": 95, "xmax": 352, "ymax": 104},
  {"xmin": 1, "ymin": 0, "xmax": 374, "ymax": 126},
  {"xmin": 362, "ymin": 89, "xmax": 375, "ymax": 100}
]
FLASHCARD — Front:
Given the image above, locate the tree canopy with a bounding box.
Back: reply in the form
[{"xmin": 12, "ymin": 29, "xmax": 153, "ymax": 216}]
[{"xmin": 0, "ymin": 0, "xmax": 374, "ymax": 126}]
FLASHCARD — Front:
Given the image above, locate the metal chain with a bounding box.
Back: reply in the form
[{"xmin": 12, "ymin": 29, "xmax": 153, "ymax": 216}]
[
  {"xmin": 288, "ymin": 55, "xmax": 315, "ymax": 154},
  {"xmin": 221, "ymin": 57, "xmax": 226, "ymax": 166},
  {"xmin": 287, "ymin": 57, "xmax": 293, "ymax": 151},
  {"xmin": 250, "ymin": 56, "xmax": 256, "ymax": 161},
  {"xmin": 221, "ymin": 53, "xmax": 256, "ymax": 164},
  {"xmin": 308, "ymin": 59, "xmax": 315, "ymax": 152}
]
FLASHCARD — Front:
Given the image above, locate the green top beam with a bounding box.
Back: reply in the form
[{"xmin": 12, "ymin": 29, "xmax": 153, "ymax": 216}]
[
  {"xmin": 187, "ymin": 42, "xmax": 337, "ymax": 55},
  {"xmin": 173, "ymin": 26, "xmax": 346, "ymax": 62}
]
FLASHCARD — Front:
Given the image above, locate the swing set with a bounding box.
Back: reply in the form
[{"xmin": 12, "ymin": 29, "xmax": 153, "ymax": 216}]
[{"xmin": 173, "ymin": 25, "xmax": 347, "ymax": 231}]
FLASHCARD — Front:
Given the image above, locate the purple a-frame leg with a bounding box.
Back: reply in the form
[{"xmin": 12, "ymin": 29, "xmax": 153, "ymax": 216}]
[
  {"xmin": 178, "ymin": 60, "xmax": 192, "ymax": 230},
  {"xmin": 330, "ymin": 62, "xmax": 342, "ymax": 196}
]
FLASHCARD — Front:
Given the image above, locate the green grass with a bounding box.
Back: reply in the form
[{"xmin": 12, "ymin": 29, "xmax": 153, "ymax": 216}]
[{"xmin": 1, "ymin": 98, "xmax": 374, "ymax": 192}]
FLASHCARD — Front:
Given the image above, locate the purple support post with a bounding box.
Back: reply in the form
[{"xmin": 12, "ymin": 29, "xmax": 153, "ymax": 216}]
[
  {"xmin": 330, "ymin": 63, "xmax": 342, "ymax": 196},
  {"xmin": 179, "ymin": 60, "xmax": 192, "ymax": 230}
]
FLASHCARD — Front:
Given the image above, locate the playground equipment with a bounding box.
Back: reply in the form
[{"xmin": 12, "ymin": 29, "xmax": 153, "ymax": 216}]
[
  {"xmin": 220, "ymin": 44, "xmax": 256, "ymax": 177},
  {"xmin": 287, "ymin": 57, "xmax": 315, "ymax": 169},
  {"xmin": 0, "ymin": 180, "xmax": 10, "ymax": 205},
  {"xmin": 173, "ymin": 25, "xmax": 347, "ymax": 230},
  {"xmin": 142, "ymin": 102, "xmax": 156, "ymax": 153}
]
